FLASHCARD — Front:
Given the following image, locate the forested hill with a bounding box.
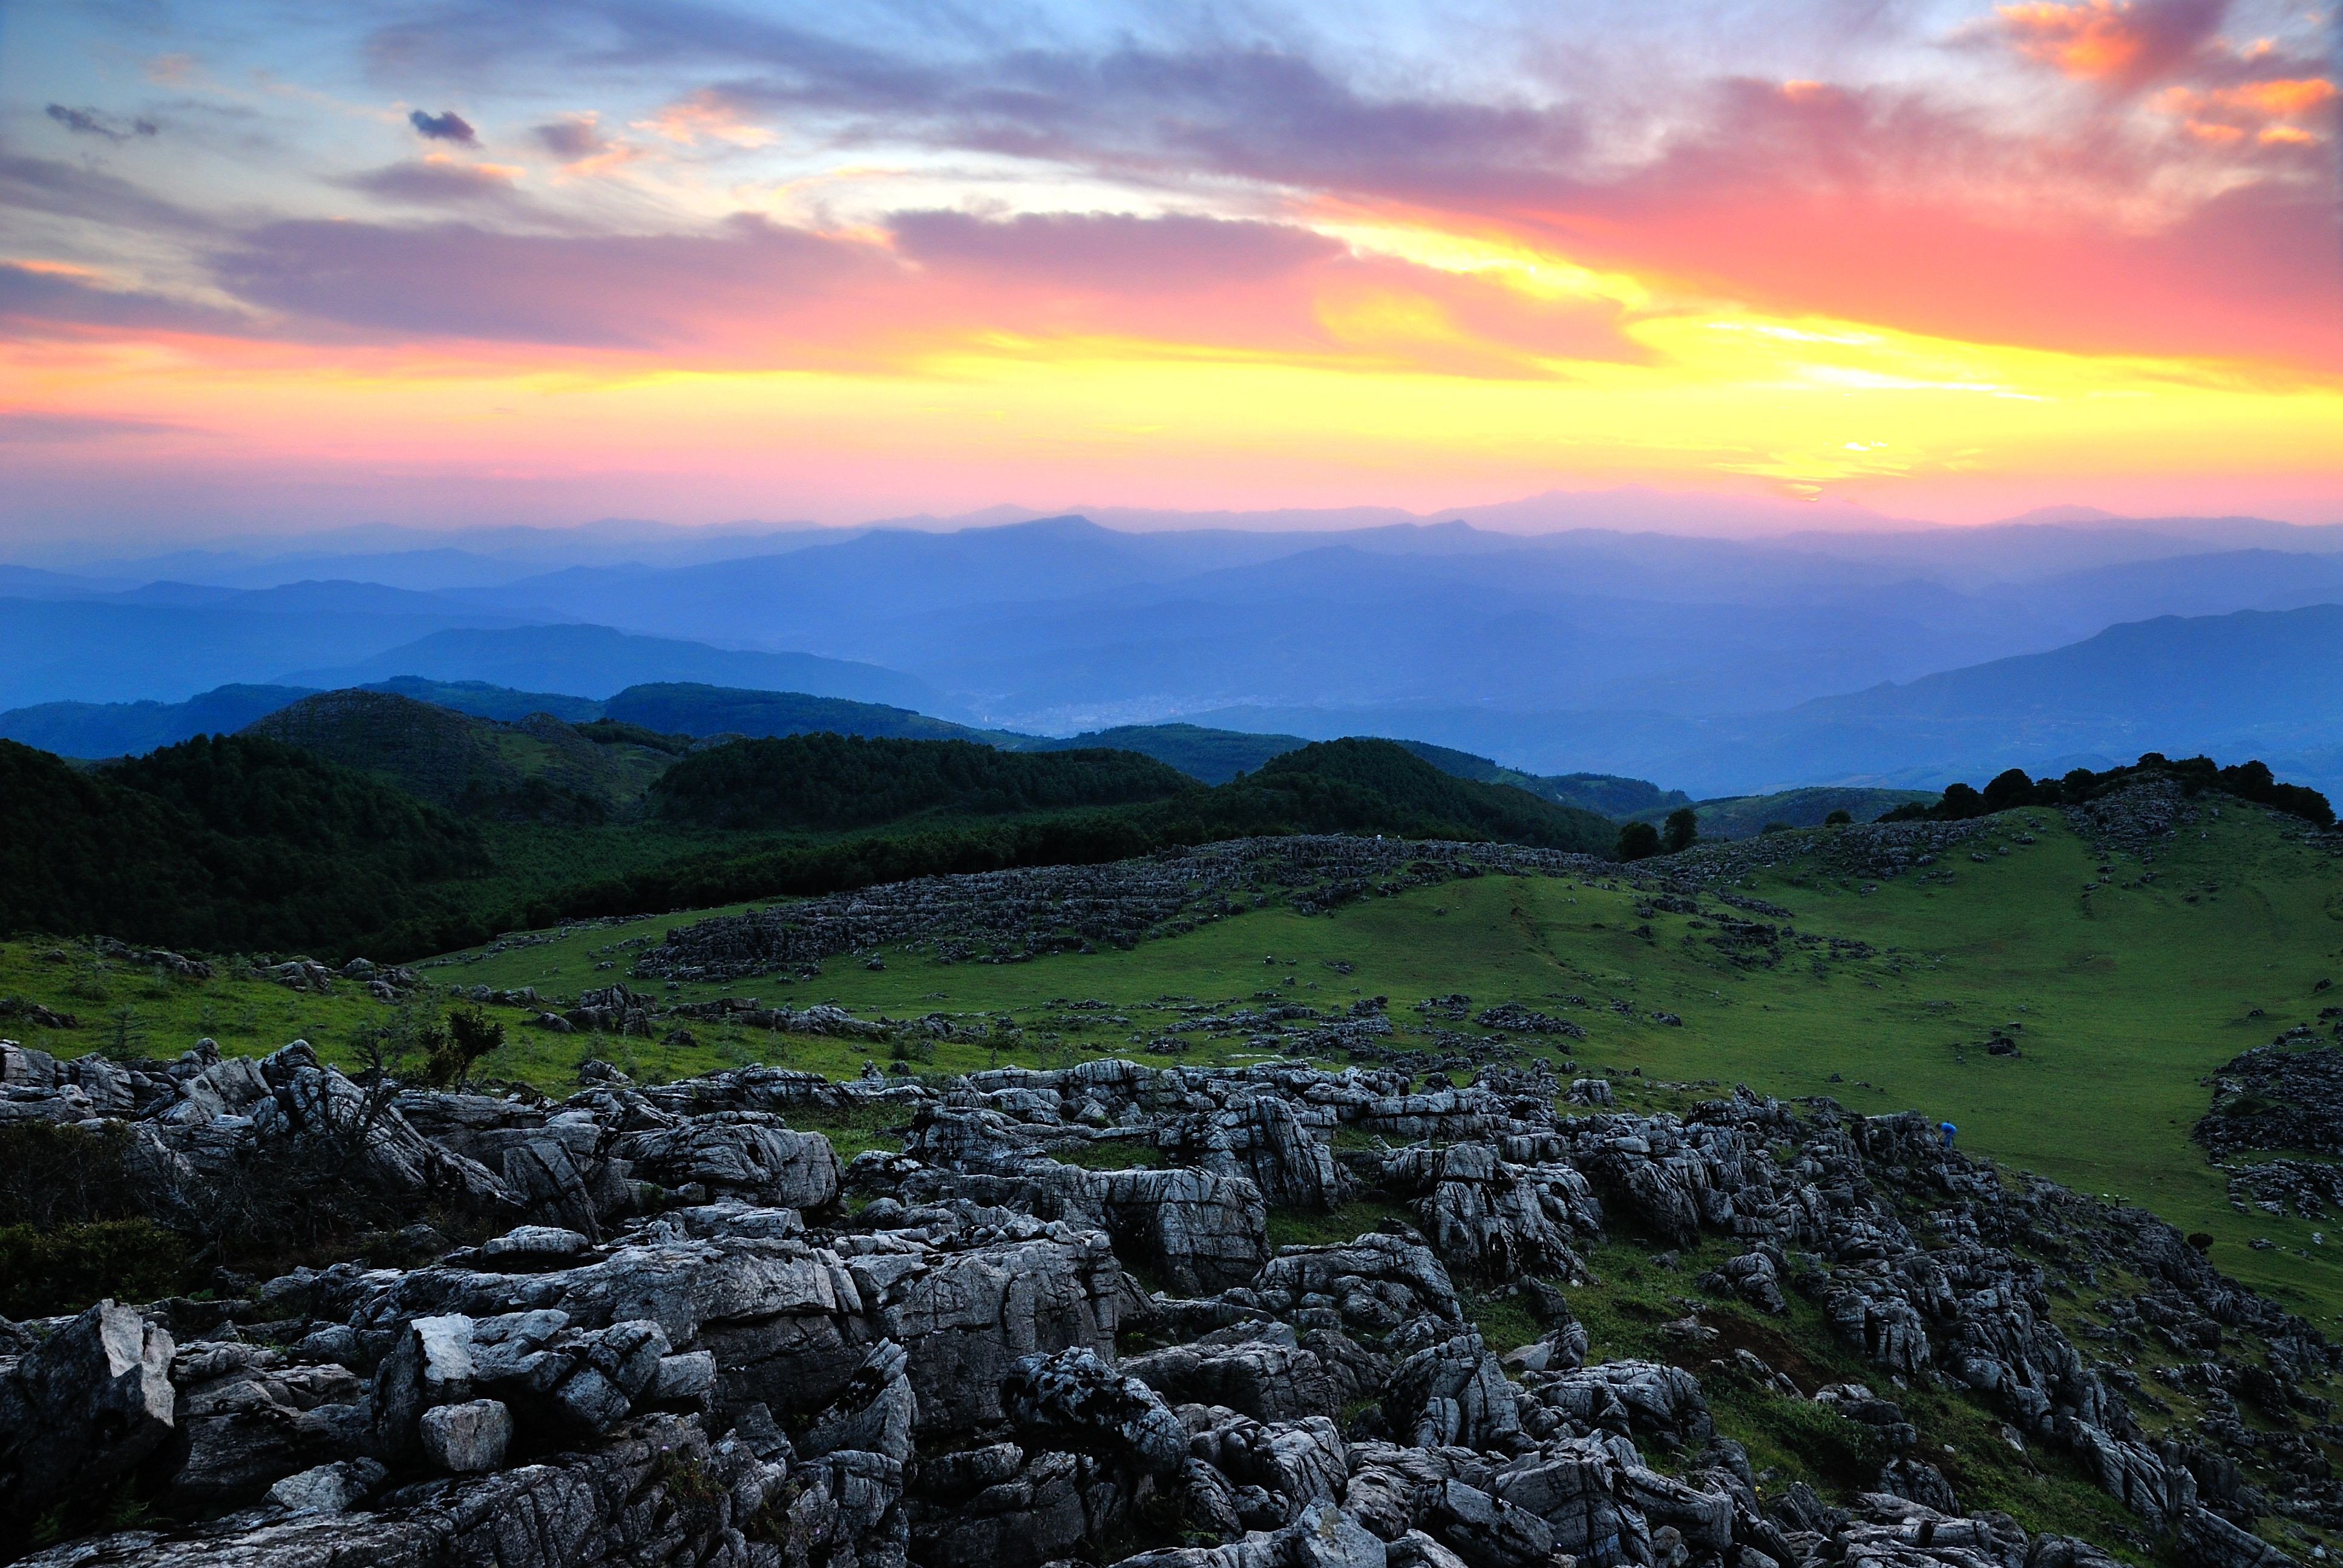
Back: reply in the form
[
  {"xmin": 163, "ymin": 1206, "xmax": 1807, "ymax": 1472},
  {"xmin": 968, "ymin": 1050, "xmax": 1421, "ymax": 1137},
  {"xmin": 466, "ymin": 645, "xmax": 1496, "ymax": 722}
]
[
  {"xmin": 649, "ymin": 733, "xmax": 1201, "ymax": 830},
  {"xmin": 0, "ymin": 724, "xmax": 1619, "ymax": 962},
  {"xmin": 0, "ymin": 735, "xmax": 485, "ymax": 958}
]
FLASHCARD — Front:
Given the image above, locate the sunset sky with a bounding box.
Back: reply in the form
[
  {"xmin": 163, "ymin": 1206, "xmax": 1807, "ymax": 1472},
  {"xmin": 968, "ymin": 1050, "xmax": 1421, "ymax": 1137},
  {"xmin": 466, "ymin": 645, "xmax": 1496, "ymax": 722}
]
[{"xmin": 3, "ymin": 0, "xmax": 2339, "ymax": 536}]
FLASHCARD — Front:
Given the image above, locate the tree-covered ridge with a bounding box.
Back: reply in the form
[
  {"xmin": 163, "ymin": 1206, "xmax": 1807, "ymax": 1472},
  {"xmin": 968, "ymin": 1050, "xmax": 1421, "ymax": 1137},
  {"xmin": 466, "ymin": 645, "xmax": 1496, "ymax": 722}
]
[
  {"xmin": 0, "ymin": 736, "xmax": 484, "ymax": 958},
  {"xmin": 1883, "ymin": 752, "xmax": 2335, "ymax": 828},
  {"xmin": 649, "ymin": 732, "xmax": 1203, "ymax": 831},
  {"xmin": 1241, "ymin": 739, "xmax": 1615, "ymax": 853},
  {"xmin": 605, "ymin": 682, "xmax": 1014, "ymax": 745}
]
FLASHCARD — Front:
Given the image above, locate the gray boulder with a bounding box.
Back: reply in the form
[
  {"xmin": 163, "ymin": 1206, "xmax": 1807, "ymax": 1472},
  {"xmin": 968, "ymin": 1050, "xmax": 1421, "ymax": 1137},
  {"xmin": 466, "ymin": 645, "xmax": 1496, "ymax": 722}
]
[
  {"xmin": 419, "ymin": 1399, "xmax": 512, "ymax": 1473},
  {"xmin": 1124, "ymin": 1327, "xmax": 1339, "ymax": 1423},
  {"xmin": 0, "ymin": 1301, "xmax": 176, "ymax": 1525},
  {"xmin": 616, "ymin": 1112, "xmax": 840, "ymax": 1210},
  {"xmin": 1383, "ymin": 1324, "xmax": 1524, "ymax": 1454},
  {"xmin": 1005, "ymin": 1347, "xmax": 1189, "ymax": 1480}
]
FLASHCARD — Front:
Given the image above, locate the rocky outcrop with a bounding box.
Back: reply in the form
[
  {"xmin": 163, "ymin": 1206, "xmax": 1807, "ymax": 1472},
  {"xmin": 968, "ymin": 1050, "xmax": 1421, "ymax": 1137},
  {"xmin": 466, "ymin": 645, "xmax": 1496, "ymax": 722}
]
[
  {"xmin": 4, "ymin": 1051, "xmax": 2332, "ymax": 1568},
  {"xmin": 0, "ymin": 1301, "xmax": 177, "ymax": 1525}
]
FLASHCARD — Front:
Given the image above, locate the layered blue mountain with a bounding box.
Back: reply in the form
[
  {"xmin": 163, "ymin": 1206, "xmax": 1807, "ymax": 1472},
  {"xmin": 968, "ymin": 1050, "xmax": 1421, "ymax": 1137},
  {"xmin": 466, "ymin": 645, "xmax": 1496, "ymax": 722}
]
[
  {"xmin": 280, "ymin": 624, "xmax": 942, "ymax": 710},
  {"xmin": 7, "ymin": 506, "xmax": 2342, "ymax": 799}
]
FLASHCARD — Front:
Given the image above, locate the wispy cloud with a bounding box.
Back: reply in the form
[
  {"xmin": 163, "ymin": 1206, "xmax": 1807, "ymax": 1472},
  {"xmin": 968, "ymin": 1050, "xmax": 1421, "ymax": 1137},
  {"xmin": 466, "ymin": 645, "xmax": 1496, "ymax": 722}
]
[{"xmin": 45, "ymin": 104, "xmax": 159, "ymax": 141}]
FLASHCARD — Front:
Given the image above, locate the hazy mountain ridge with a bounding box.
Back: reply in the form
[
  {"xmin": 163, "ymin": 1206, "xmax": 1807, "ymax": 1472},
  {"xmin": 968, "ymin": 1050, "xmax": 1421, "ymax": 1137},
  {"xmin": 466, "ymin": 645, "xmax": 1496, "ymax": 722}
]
[{"xmin": 5, "ymin": 504, "xmax": 2341, "ymax": 799}]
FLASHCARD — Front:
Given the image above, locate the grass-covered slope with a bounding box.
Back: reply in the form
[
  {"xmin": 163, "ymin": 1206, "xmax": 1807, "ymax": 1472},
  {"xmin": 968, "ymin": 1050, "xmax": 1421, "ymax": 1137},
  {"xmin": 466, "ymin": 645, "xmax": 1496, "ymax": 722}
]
[
  {"xmin": 1236, "ymin": 738, "xmax": 1617, "ymax": 852},
  {"xmin": 1646, "ymin": 785, "xmax": 1936, "ymax": 839},
  {"xmin": 4, "ymin": 775, "xmax": 2341, "ymax": 1326},
  {"xmin": 409, "ymin": 790, "xmax": 2343, "ymax": 1322}
]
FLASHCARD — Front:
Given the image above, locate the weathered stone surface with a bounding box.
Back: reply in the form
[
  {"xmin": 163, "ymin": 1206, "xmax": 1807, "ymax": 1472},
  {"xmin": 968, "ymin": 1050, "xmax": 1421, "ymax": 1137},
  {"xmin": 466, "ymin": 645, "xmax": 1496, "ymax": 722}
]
[
  {"xmin": 1384, "ymin": 1324, "xmax": 1524, "ymax": 1454},
  {"xmin": 0, "ymin": 1301, "xmax": 176, "ymax": 1524},
  {"xmin": 6, "ymin": 969, "xmax": 2333, "ymax": 1568},
  {"xmin": 1005, "ymin": 1347, "xmax": 1188, "ymax": 1480},
  {"xmin": 418, "ymin": 1399, "xmax": 511, "ymax": 1473},
  {"xmin": 1123, "ymin": 1327, "xmax": 1339, "ymax": 1423},
  {"xmin": 616, "ymin": 1112, "xmax": 841, "ymax": 1209}
]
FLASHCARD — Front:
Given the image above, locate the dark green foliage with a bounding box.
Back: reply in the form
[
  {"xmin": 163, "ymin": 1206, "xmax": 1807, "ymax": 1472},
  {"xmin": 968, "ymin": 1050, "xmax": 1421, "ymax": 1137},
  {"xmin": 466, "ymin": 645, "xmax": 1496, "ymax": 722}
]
[
  {"xmin": 605, "ymin": 682, "xmax": 1009, "ymax": 744},
  {"xmin": 1661, "ymin": 806, "xmax": 1700, "ymax": 853},
  {"xmin": 0, "ymin": 1121, "xmax": 151, "ymax": 1230},
  {"xmin": 572, "ymin": 717, "xmax": 691, "ymax": 754},
  {"xmin": 245, "ymin": 689, "xmax": 642, "ymax": 822},
  {"xmin": 1029, "ymin": 723, "xmax": 1303, "ymax": 785},
  {"xmin": 1823, "ymin": 808, "xmax": 1853, "ymax": 826},
  {"xmin": 1982, "ymin": 767, "xmax": 2038, "ymax": 813},
  {"xmin": 1934, "ymin": 782, "xmax": 1988, "ymax": 820},
  {"xmin": 1236, "ymin": 740, "xmax": 1614, "ymax": 853},
  {"xmin": 1388, "ymin": 740, "xmax": 1686, "ymax": 820},
  {"xmin": 0, "ymin": 1122, "xmax": 200, "ymax": 1316},
  {"xmin": 1879, "ymin": 753, "xmax": 2334, "ymax": 827},
  {"xmin": 1538, "ymin": 772, "xmax": 1693, "ymax": 818},
  {"xmin": 652, "ymin": 733, "xmax": 1199, "ymax": 831},
  {"xmin": 0, "ymin": 1221, "xmax": 192, "ymax": 1319},
  {"xmin": 427, "ymin": 1005, "xmax": 505, "ymax": 1086},
  {"xmin": 106, "ymin": 732, "xmax": 477, "ymax": 866},
  {"xmin": 0, "ymin": 734, "xmax": 485, "ymax": 960},
  {"xmin": 362, "ymin": 678, "xmax": 604, "ymax": 723},
  {"xmin": 1617, "ymin": 820, "xmax": 1661, "ymax": 861}
]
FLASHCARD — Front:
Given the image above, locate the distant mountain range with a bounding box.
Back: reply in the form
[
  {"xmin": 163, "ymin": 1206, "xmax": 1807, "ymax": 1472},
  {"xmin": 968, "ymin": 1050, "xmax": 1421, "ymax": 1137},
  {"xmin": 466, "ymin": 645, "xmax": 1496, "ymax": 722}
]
[
  {"xmin": 4, "ymin": 506, "xmax": 2341, "ymax": 800},
  {"xmin": 282, "ymin": 624, "xmax": 941, "ymax": 710}
]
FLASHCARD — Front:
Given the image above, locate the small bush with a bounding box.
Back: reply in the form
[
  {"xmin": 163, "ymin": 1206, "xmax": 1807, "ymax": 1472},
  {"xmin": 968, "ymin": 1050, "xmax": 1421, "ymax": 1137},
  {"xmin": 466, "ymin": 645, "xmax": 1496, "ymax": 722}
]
[
  {"xmin": 0, "ymin": 1122, "xmax": 151, "ymax": 1229},
  {"xmin": 1616, "ymin": 821, "xmax": 1661, "ymax": 862},
  {"xmin": 424, "ymin": 1005, "xmax": 505, "ymax": 1087},
  {"xmin": 0, "ymin": 1220, "xmax": 194, "ymax": 1318}
]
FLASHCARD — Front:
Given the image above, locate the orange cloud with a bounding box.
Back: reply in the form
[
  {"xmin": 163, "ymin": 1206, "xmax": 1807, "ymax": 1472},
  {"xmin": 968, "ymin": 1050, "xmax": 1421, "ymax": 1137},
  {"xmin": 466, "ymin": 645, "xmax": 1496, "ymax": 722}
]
[
  {"xmin": 634, "ymin": 89, "xmax": 776, "ymax": 149},
  {"xmin": 1993, "ymin": 0, "xmax": 2223, "ymax": 88},
  {"xmin": 2225, "ymin": 77, "xmax": 2337, "ymax": 115}
]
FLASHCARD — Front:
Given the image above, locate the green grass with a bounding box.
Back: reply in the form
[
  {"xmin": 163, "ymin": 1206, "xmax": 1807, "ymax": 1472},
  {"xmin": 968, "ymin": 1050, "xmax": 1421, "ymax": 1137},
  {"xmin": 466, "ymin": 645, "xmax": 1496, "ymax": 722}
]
[
  {"xmin": 6, "ymin": 799, "xmax": 2340, "ymax": 1322},
  {"xmin": 1265, "ymin": 1199, "xmax": 1415, "ymax": 1251},
  {"xmin": 421, "ymin": 803, "xmax": 2343, "ymax": 1320},
  {"xmin": 1558, "ymin": 1238, "xmax": 2150, "ymax": 1553}
]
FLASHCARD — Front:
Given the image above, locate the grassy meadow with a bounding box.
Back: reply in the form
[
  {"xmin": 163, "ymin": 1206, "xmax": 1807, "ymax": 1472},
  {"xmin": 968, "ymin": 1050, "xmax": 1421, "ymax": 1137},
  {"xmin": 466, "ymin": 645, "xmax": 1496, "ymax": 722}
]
[{"xmin": 7, "ymin": 799, "xmax": 2339, "ymax": 1320}]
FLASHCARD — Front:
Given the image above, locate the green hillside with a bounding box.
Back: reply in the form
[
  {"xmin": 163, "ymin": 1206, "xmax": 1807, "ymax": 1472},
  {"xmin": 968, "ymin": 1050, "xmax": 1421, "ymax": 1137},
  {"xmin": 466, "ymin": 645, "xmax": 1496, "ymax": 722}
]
[
  {"xmin": 603, "ymin": 682, "xmax": 1017, "ymax": 744},
  {"xmin": 245, "ymin": 688, "xmax": 673, "ymax": 820},
  {"xmin": 8, "ymin": 775, "xmax": 2338, "ymax": 1325},
  {"xmin": 1645, "ymin": 785, "xmax": 1936, "ymax": 839},
  {"xmin": 1393, "ymin": 739, "xmax": 1688, "ymax": 817},
  {"xmin": 1236, "ymin": 738, "xmax": 1616, "ymax": 850},
  {"xmin": 649, "ymin": 732, "xmax": 1201, "ymax": 830},
  {"xmin": 415, "ymin": 788, "xmax": 2343, "ymax": 1321},
  {"xmin": 1025, "ymin": 722, "xmax": 1306, "ymax": 783},
  {"xmin": 0, "ymin": 734, "xmax": 485, "ymax": 957},
  {"xmin": 362, "ymin": 676, "xmax": 605, "ymax": 723}
]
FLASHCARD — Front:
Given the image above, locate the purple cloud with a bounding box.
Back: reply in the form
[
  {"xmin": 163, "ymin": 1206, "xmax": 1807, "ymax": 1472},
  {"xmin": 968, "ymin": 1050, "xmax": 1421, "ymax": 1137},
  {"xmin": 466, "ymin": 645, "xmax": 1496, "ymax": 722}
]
[
  {"xmin": 534, "ymin": 117, "xmax": 606, "ymax": 160},
  {"xmin": 347, "ymin": 160, "xmax": 520, "ymax": 204},
  {"xmin": 408, "ymin": 108, "xmax": 477, "ymax": 143}
]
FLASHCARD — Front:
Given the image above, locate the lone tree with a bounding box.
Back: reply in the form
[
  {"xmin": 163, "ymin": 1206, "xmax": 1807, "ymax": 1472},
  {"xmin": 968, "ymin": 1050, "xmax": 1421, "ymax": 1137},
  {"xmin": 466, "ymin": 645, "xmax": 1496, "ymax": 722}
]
[
  {"xmin": 1616, "ymin": 820, "xmax": 1660, "ymax": 861},
  {"xmin": 424, "ymin": 1004, "xmax": 505, "ymax": 1087},
  {"xmin": 1660, "ymin": 807, "xmax": 1700, "ymax": 854},
  {"xmin": 1824, "ymin": 808, "xmax": 1853, "ymax": 826}
]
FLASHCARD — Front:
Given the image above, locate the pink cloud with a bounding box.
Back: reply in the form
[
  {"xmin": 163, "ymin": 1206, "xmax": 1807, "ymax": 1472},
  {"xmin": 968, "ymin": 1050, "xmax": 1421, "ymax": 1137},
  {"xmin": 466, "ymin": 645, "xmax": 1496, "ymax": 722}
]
[{"xmin": 1991, "ymin": 0, "xmax": 2229, "ymax": 90}]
